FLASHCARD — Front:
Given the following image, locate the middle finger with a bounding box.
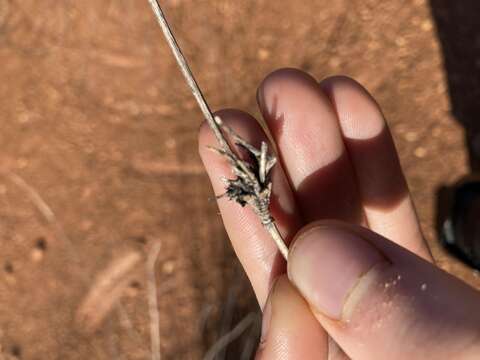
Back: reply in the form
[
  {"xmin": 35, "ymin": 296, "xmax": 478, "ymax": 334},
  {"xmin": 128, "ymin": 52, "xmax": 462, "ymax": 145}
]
[{"xmin": 258, "ymin": 68, "xmax": 364, "ymax": 225}]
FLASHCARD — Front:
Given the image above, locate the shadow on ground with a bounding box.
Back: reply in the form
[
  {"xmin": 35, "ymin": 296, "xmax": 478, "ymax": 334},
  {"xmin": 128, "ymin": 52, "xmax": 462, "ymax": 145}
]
[{"xmin": 430, "ymin": 0, "xmax": 480, "ymax": 268}]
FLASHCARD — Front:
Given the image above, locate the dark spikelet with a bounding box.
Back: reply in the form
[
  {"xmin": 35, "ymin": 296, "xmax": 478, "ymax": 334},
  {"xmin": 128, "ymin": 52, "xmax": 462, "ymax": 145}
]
[{"xmin": 214, "ymin": 121, "xmax": 276, "ymax": 219}]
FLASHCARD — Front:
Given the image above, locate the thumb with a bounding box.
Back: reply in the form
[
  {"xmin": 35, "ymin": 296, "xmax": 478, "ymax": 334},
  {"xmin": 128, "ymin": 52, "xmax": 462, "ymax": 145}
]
[{"xmin": 287, "ymin": 221, "xmax": 480, "ymax": 360}]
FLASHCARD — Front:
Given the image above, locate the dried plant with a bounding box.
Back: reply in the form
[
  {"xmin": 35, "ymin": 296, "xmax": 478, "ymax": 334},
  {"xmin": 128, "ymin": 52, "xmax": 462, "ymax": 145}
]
[
  {"xmin": 147, "ymin": 0, "xmax": 288, "ymax": 259},
  {"xmin": 146, "ymin": 242, "xmax": 162, "ymax": 360},
  {"xmin": 203, "ymin": 313, "xmax": 259, "ymax": 360},
  {"xmin": 76, "ymin": 251, "xmax": 142, "ymax": 333}
]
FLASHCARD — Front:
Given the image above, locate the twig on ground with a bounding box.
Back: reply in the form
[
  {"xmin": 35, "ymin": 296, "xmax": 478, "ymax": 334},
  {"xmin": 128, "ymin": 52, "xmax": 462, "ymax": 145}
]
[
  {"xmin": 203, "ymin": 313, "xmax": 259, "ymax": 360},
  {"xmin": 5, "ymin": 171, "xmax": 71, "ymax": 248},
  {"xmin": 216, "ymin": 283, "xmax": 237, "ymax": 360},
  {"xmin": 146, "ymin": 242, "xmax": 162, "ymax": 360},
  {"xmin": 117, "ymin": 303, "xmax": 148, "ymax": 350},
  {"xmin": 4, "ymin": 171, "xmax": 139, "ymax": 348},
  {"xmin": 198, "ymin": 304, "xmax": 214, "ymax": 335},
  {"xmin": 107, "ymin": 316, "xmax": 124, "ymax": 360},
  {"xmin": 76, "ymin": 251, "xmax": 142, "ymax": 333},
  {"xmin": 146, "ymin": 0, "xmax": 288, "ymax": 260},
  {"xmin": 240, "ymin": 315, "xmax": 261, "ymax": 360}
]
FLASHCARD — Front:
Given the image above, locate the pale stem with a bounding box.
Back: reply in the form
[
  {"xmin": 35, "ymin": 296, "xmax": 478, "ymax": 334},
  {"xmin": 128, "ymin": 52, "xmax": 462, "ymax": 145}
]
[
  {"xmin": 146, "ymin": 0, "xmax": 289, "ymax": 260},
  {"xmin": 146, "ymin": 0, "xmax": 228, "ymax": 151}
]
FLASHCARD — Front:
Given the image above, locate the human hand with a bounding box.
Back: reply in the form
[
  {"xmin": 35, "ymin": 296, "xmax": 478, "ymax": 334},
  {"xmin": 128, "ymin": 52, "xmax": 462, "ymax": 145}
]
[{"xmin": 199, "ymin": 69, "xmax": 480, "ymax": 359}]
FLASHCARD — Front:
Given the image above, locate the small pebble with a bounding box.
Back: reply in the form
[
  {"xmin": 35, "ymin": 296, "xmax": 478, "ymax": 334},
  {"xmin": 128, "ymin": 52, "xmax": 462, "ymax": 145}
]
[
  {"xmin": 165, "ymin": 138, "xmax": 176, "ymax": 149},
  {"xmin": 405, "ymin": 132, "xmax": 418, "ymax": 142},
  {"xmin": 414, "ymin": 147, "xmax": 427, "ymax": 158},
  {"xmin": 31, "ymin": 237, "xmax": 47, "ymax": 262},
  {"xmin": 257, "ymin": 48, "xmax": 270, "ymax": 61},
  {"xmin": 421, "ymin": 20, "xmax": 433, "ymax": 32},
  {"xmin": 162, "ymin": 260, "xmax": 175, "ymax": 274},
  {"xmin": 395, "ymin": 37, "xmax": 406, "ymax": 47},
  {"xmin": 31, "ymin": 249, "xmax": 44, "ymax": 262},
  {"xmin": 328, "ymin": 57, "xmax": 341, "ymax": 68}
]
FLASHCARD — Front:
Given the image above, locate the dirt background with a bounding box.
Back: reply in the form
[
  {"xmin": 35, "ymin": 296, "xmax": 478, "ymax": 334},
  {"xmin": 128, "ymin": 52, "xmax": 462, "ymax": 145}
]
[{"xmin": 0, "ymin": 0, "xmax": 479, "ymax": 359}]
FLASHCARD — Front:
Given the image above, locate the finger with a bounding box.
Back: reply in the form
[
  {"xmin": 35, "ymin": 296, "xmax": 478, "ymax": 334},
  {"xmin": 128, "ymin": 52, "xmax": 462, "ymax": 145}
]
[
  {"xmin": 256, "ymin": 276, "xmax": 330, "ymax": 360},
  {"xmin": 320, "ymin": 76, "xmax": 431, "ymax": 260},
  {"xmin": 288, "ymin": 221, "xmax": 480, "ymax": 360},
  {"xmin": 257, "ymin": 68, "xmax": 364, "ymax": 224},
  {"xmin": 198, "ymin": 109, "xmax": 302, "ymax": 306}
]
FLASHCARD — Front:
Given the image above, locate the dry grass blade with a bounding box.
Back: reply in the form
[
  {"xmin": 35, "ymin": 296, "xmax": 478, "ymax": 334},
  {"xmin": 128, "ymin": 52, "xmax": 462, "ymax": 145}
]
[
  {"xmin": 203, "ymin": 312, "xmax": 258, "ymax": 360},
  {"xmin": 240, "ymin": 317, "xmax": 261, "ymax": 360},
  {"xmin": 146, "ymin": 242, "xmax": 162, "ymax": 360},
  {"xmin": 4, "ymin": 171, "xmax": 72, "ymax": 248},
  {"xmin": 76, "ymin": 251, "xmax": 142, "ymax": 333},
  {"xmin": 6, "ymin": 172, "xmax": 55, "ymax": 223},
  {"xmin": 146, "ymin": 0, "xmax": 289, "ymax": 259},
  {"xmin": 146, "ymin": 0, "xmax": 226, "ymax": 149}
]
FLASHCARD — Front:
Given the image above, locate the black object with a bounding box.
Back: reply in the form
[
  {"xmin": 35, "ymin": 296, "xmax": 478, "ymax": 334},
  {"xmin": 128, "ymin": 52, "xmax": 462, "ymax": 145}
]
[
  {"xmin": 439, "ymin": 177, "xmax": 480, "ymax": 269},
  {"xmin": 430, "ymin": 1, "xmax": 480, "ymax": 269}
]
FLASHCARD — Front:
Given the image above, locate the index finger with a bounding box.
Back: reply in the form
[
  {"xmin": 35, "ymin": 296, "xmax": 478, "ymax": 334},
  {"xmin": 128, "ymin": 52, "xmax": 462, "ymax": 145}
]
[{"xmin": 198, "ymin": 109, "xmax": 302, "ymax": 306}]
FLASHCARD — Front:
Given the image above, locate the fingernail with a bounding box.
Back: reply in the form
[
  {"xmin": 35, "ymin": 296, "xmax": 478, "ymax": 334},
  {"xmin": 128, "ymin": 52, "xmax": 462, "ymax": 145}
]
[
  {"xmin": 259, "ymin": 282, "xmax": 275, "ymax": 348},
  {"xmin": 287, "ymin": 226, "xmax": 386, "ymax": 319}
]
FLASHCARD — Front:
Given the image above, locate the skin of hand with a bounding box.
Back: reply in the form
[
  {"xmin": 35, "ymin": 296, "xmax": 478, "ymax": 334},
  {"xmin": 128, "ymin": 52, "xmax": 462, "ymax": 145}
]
[{"xmin": 198, "ymin": 68, "xmax": 480, "ymax": 359}]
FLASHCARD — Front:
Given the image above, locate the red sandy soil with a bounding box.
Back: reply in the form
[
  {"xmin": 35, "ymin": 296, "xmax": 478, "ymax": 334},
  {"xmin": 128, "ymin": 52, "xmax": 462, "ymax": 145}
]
[{"xmin": 0, "ymin": 0, "xmax": 479, "ymax": 359}]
